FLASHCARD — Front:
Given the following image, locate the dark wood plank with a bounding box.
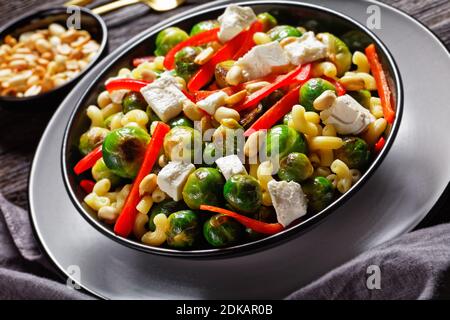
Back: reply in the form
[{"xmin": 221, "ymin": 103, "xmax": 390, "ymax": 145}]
[{"xmin": 0, "ymin": 0, "xmax": 448, "ymax": 209}]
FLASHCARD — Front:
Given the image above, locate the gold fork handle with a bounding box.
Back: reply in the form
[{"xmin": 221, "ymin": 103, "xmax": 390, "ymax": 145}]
[
  {"xmin": 64, "ymin": 0, "xmax": 93, "ymax": 6},
  {"xmin": 92, "ymin": 0, "xmax": 141, "ymax": 15}
]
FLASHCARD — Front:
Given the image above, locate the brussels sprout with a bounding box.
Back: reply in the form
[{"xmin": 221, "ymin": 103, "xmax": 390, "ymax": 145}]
[
  {"xmin": 278, "ymin": 152, "xmax": 314, "ymax": 183},
  {"xmin": 341, "ymin": 30, "xmax": 372, "ymax": 52},
  {"xmin": 202, "ymin": 142, "xmax": 220, "ymax": 166},
  {"xmin": 300, "ymin": 78, "xmax": 336, "ymax": 112},
  {"xmin": 245, "ymin": 206, "xmax": 277, "ymax": 240},
  {"xmin": 266, "ymin": 125, "xmax": 307, "ymax": 158},
  {"xmin": 335, "ymin": 137, "xmax": 370, "ymax": 170},
  {"xmin": 154, "ymin": 27, "xmax": 189, "ymax": 56},
  {"xmin": 166, "ymin": 210, "xmax": 200, "ymax": 249},
  {"xmin": 182, "ymin": 168, "xmax": 225, "ymax": 210},
  {"xmin": 283, "ymin": 112, "xmax": 292, "ymax": 125},
  {"xmin": 174, "ymin": 46, "xmax": 201, "ymax": 81},
  {"xmin": 148, "ymin": 200, "xmax": 187, "ymax": 231},
  {"xmin": 223, "ymin": 174, "xmax": 262, "ymax": 214},
  {"xmin": 78, "ymin": 127, "xmax": 109, "ymax": 156},
  {"xmin": 349, "ymin": 90, "xmax": 371, "ymax": 109},
  {"xmin": 267, "ymin": 25, "xmax": 302, "ymax": 42},
  {"xmin": 214, "ymin": 60, "xmax": 235, "ymax": 88},
  {"xmin": 203, "ymin": 214, "xmax": 244, "ymax": 247},
  {"xmin": 146, "ymin": 106, "xmax": 161, "ymax": 124},
  {"xmin": 190, "ymin": 20, "xmax": 219, "ymax": 36},
  {"xmin": 169, "ymin": 115, "xmax": 193, "ymax": 128},
  {"xmin": 257, "ymin": 12, "xmax": 277, "ymax": 32},
  {"xmin": 91, "ymin": 158, "xmax": 122, "ymax": 187},
  {"xmin": 318, "ymin": 32, "xmax": 352, "ymax": 76},
  {"xmin": 163, "ymin": 126, "xmax": 202, "ymax": 162},
  {"xmin": 122, "ymin": 91, "xmax": 147, "ymax": 114},
  {"xmin": 303, "ymin": 177, "xmax": 335, "ymax": 212},
  {"xmin": 102, "ymin": 126, "xmax": 150, "ymax": 179}
]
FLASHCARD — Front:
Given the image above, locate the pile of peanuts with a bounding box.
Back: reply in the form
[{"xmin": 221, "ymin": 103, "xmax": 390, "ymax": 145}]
[{"xmin": 0, "ymin": 23, "xmax": 100, "ymax": 97}]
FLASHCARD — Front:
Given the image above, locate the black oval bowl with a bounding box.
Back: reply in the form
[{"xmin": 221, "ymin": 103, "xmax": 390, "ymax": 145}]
[
  {"xmin": 0, "ymin": 6, "xmax": 107, "ymax": 109},
  {"xmin": 62, "ymin": 1, "xmax": 403, "ymax": 258}
]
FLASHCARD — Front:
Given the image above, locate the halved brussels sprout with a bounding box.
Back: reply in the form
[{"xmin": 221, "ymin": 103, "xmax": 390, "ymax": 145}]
[
  {"xmin": 78, "ymin": 127, "xmax": 109, "ymax": 156},
  {"xmin": 318, "ymin": 32, "xmax": 352, "ymax": 77},
  {"xmin": 267, "ymin": 25, "xmax": 302, "ymax": 42},
  {"xmin": 174, "ymin": 46, "xmax": 201, "ymax": 81},
  {"xmin": 148, "ymin": 200, "xmax": 187, "ymax": 231},
  {"xmin": 122, "ymin": 91, "xmax": 147, "ymax": 114},
  {"xmin": 223, "ymin": 174, "xmax": 262, "ymax": 214},
  {"xmin": 335, "ymin": 137, "xmax": 370, "ymax": 170},
  {"xmin": 214, "ymin": 60, "xmax": 235, "ymax": 88},
  {"xmin": 278, "ymin": 152, "xmax": 314, "ymax": 183},
  {"xmin": 102, "ymin": 126, "xmax": 150, "ymax": 179},
  {"xmin": 190, "ymin": 20, "xmax": 219, "ymax": 36},
  {"xmin": 163, "ymin": 126, "xmax": 202, "ymax": 162},
  {"xmin": 154, "ymin": 27, "xmax": 189, "ymax": 56},
  {"xmin": 245, "ymin": 206, "xmax": 277, "ymax": 240},
  {"xmin": 266, "ymin": 125, "xmax": 307, "ymax": 158},
  {"xmin": 91, "ymin": 158, "xmax": 122, "ymax": 187},
  {"xmin": 349, "ymin": 90, "xmax": 371, "ymax": 109},
  {"xmin": 257, "ymin": 12, "xmax": 278, "ymax": 32},
  {"xmin": 182, "ymin": 167, "xmax": 225, "ymax": 210},
  {"xmin": 203, "ymin": 214, "xmax": 244, "ymax": 247},
  {"xmin": 300, "ymin": 78, "xmax": 336, "ymax": 112},
  {"xmin": 166, "ymin": 210, "xmax": 200, "ymax": 249},
  {"xmin": 303, "ymin": 176, "xmax": 335, "ymax": 212}
]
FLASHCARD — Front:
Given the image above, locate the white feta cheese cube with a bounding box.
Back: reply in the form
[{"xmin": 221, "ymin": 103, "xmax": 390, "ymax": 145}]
[
  {"xmin": 196, "ymin": 91, "xmax": 228, "ymax": 115},
  {"xmin": 218, "ymin": 5, "xmax": 257, "ymax": 43},
  {"xmin": 320, "ymin": 94, "xmax": 375, "ymax": 135},
  {"xmin": 215, "ymin": 155, "xmax": 247, "ymax": 180},
  {"xmin": 236, "ymin": 41, "xmax": 290, "ymax": 80},
  {"xmin": 140, "ymin": 74, "xmax": 186, "ymax": 122},
  {"xmin": 284, "ymin": 31, "xmax": 328, "ymax": 65},
  {"xmin": 268, "ymin": 180, "xmax": 307, "ymax": 227},
  {"xmin": 157, "ymin": 161, "xmax": 195, "ymax": 201}
]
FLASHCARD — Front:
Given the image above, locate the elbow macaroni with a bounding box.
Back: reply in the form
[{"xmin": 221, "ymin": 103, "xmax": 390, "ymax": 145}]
[
  {"xmin": 363, "ymin": 118, "xmax": 387, "ymax": 145},
  {"xmin": 141, "ymin": 214, "xmax": 169, "ymax": 246},
  {"xmin": 290, "ymin": 105, "xmax": 320, "ymax": 136},
  {"xmin": 330, "ymin": 159, "xmax": 352, "ymax": 194},
  {"xmin": 352, "ymin": 51, "xmax": 370, "ymax": 73},
  {"xmin": 312, "ymin": 61, "xmax": 338, "ymax": 79}
]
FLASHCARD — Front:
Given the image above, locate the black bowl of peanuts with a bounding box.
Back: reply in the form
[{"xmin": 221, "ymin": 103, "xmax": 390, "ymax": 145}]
[{"xmin": 0, "ymin": 6, "xmax": 107, "ymax": 107}]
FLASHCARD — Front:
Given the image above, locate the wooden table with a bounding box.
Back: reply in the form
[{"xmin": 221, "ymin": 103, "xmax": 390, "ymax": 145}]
[{"xmin": 0, "ymin": 0, "xmax": 449, "ymax": 222}]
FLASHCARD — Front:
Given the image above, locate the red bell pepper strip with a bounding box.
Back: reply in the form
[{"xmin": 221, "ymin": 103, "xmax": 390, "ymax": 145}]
[
  {"xmin": 200, "ymin": 205, "xmax": 284, "ymax": 235},
  {"xmin": 114, "ymin": 122, "xmax": 170, "ymax": 238},
  {"xmin": 365, "ymin": 44, "xmax": 395, "ymax": 124},
  {"xmin": 235, "ymin": 64, "xmax": 309, "ymax": 112},
  {"xmin": 322, "ymin": 76, "xmax": 346, "ymax": 96},
  {"xmin": 74, "ymin": 146, "xmax": 102, "ymax": 175},
  {"xmin": 132, "ymin": 56, "xmax": 155, "ymax": 67},
  {"xmin": 105, "ymin": 78, "xmax": 150, "ymax": 93},
  {"xmin": 163, "ymin": 28, "xmax": 220, "ymax": 70},
  {"xmin": 79, "ymin": 180, "xmax": 95, "ymax": 193},
  {"xmin": 374, "ymin": 136, "xmax": 386, "ymax": 153},
  {"xmin": 187, "ymin": 21, "xmax": 262, "ymax": 92}
]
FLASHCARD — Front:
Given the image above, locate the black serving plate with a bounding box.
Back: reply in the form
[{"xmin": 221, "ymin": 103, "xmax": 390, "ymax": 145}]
[
  {"xmin": 61, "ymin": 1, "xmax": 402, "ymax": 257},
  {"xmin": 0, "ymin": 6, "xmax": 108, "ymax": 108}
]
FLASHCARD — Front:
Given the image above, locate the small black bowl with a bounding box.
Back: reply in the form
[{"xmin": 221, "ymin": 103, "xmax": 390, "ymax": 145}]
[{"xmin": 0, "ymin": 6, "xmax": 108, "ymax": 108}]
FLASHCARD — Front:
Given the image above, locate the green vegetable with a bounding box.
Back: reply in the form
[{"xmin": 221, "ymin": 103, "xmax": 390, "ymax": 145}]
[
  {"xmin": 203, "ymin": 214, "xmax": 243, "ymax": 247},
  {"xmin": 266, "ymin": 125, "xmax": 307, "ymax": 158},
  {"xmin": 349, "ymin": 90, "xmax": 371, "ymax": 109},
  {"xmin": 148, "ymin": 200, "xmax": 186, "ymax": 231},
  {"xmin": 341, "ymin": 30, "xmax": 372, "ymax": 52},
  {"xmin": 168, "ymin": 115, "xmax": 193, "ymax": 128},
  {"xmin": 174, "ymin": 46, "xmax": 201, "ymax": 81},
  {"xmin": 267, "ymin": 25, "xmax": 302, "ymax": 42},
  {"xmin": 283, "ymin": 112, "xmax": 292, "ymax": 125},
  {"xmin": 154, "ymin": 27, "xmax": 189, "ymax": 56},
  {"xmin": 190, "ymin": 20, "xmax": 219, "ymax": 36},
  {"xmin": 166, "ymin": 210, "xmax": 200, "ymax": 249},
  {"xmin": 300, "ymin": 78, "xmax": 336, "ymax": 112},
  {"xmin": 182, "ymin": 168, "xmax": 225, "ymax": 210},
  {"xmin": 257, "ymin": 12, "xmax": 277, "ymax": 32},
  {"xmin": 78, "ymin": 127, "xmax": 109, "ymax": 156},
  {"xmin": 91, "ymin": 158, "xmax": 122, "ymax": 187},
  {"xmin": 223, "ymin": 174, "xmax": 262, "ymax": 214},
  {"xmin": 214, "ymin": 60, "xmax": 235, "ymax": 88},
  {"xmin": 102, "ymin": 126, "xmax": 150, "ymax": 179},
  {"xmin": 146, "ymin": 106, "xmax": 161, "ymax": 124},
  {"xmin": 163, "ymin": 126, "xmax": 202, "ymax": 162},
  {"xmin": 335, "ymin": 137, "xmax": 370, "ymax": 169},
  {"xmin": 278, "ymin": 152, "xmax": 314, "ymax": 182},
  {"xmin": 202, "ymin": 142, "xmax": 219, "ymax": 166},
  {"xmin": 318, "ymin": 32, "xmax": 352, "ymax": 76},
  {"xmin": 122, "ymin": 91, "xmax": 147, "ymax": 114},
  {"xmin": 245, "ymin": 206, "xmax": 277, "ymax": 240},
  {"xmin": 303, "ymin": 177, "xmax": 335, "ymax": 212}
]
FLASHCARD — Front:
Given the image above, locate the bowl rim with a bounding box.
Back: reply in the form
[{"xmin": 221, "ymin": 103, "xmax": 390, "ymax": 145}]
[
  {"xmin": 61, "ymin": 0, "xmax": 404, "ymax": 258},
  {"xmin": 0, "ymin": 6, "xmax": 108, "ymax": 103}
]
